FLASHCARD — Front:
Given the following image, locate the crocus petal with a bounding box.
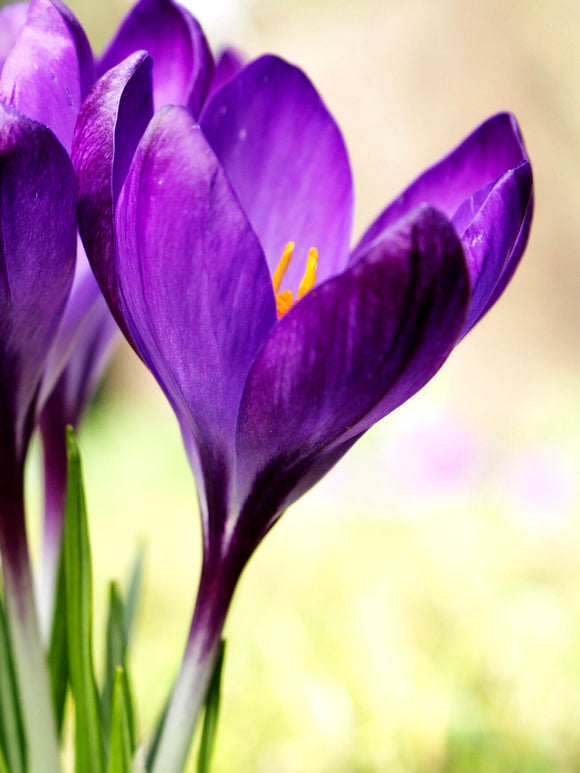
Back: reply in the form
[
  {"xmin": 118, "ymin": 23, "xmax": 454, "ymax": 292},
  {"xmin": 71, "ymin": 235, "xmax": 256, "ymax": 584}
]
[
  {"xmin": 457, "ymin": 160, "xmax": 533, "ymax": 335},
  {"xmin": 234, "ymin": 206, "xmax": 470, "ymax": 529},
  {"xmin": 353, "ymin": 113, "xmax": 532, "ymax": 333},
  {"xmin": 201, "ymin": 55, "xmax": 354, "ymax": 287},
  {"xmin": 0, "ymin": 0, "xmax": 94, "ymax": 152},
  {"xmin": 207, "ymin": 46, "xmax": 244, "ymax": 101},
  {"xmin": 37, "ymin": 238, "xmax": 115, "ymax": 410},
  {"xmin": 99, "ymin": 0, "xmax": 213, "ymax": 117},
  {"xmin": 356, "ymin": 113, "xmax": 529, "ymax": 248},
  {"xmin": 73, "ymin": 52, "xmax": 154, "ymax": 346},
  {"xmin": 0, "ymin": 3, "xmax": 28, "ymax": 73},
  {"xmin": 41, "ymin": 292, "xmax": 117, "ymax": 429},
  {"xmin": 477, "ymin": 186, "xmax": 533, "ymax": 319},
  {"xmin": 115, "ymin": 105, "xmax": 276, "ymax": 490},
  {"xmin": 0, "ymin": 101, "xmax": 76, "ymax": 459}
]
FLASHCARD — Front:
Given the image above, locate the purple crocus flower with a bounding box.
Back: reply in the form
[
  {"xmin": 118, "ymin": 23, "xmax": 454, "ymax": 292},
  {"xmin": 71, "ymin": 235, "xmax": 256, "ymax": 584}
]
[
  {"xmin": 0, "ymin": 0, "xmax": 228, "ymax": 638},
  {"xmin": 0, "ymin": 0, "xmax": 85, "ymax": 767},
  {"xmin": 0, "ymin": 0, "xmax": 238, "ymax": 765},
  {"xmin": 74, "ymin": 51, "xmax": 532, "ymax": 771},
  {"xmin": 0, "ymin": 0, "xmax": 116, "ymax": 651}
]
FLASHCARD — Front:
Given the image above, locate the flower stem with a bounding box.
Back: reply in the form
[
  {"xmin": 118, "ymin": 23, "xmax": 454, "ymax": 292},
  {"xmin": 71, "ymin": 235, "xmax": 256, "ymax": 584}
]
[
  {"xmin": 0, "ymin": 467, "xmax": 62, "ymax": 773},
  {"xmin": 37, "ymin": 410, "xmax": 68, "ymax": 642},
  {"xmin": 151, "ymin": 559, "xmax": 238, "ymax": 773}
]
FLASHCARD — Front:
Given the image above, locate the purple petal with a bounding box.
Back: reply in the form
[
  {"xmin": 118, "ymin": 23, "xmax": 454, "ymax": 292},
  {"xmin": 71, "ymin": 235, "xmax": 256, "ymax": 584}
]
[
  {"xmin": 207, "ymin": 46, "xmax": 244, "ymax": 101},
  {"xmin": 73, "ymin": 52, "xmax": 154, "ymax": 346},
  {"xmin": 356, "ymin": 113, "xmax": 529, "ymax": 249},
  {"xmin": 38, "ymin": 237, "xmax": 116, "ymax": 410},
  {"xmin": 41, "ymin": 292, "xmax": 117, "ymax": 428},
  {"xmin": 99, "ymin": 0, "xmax": 214, "ymax": 116},
  {"xmin": 201, "ymin": 55, "xmax": 354, "ymax": 288},
  {"xmin": 0, "ymin": 3, "xmax": 28, "ymax": 74},
  {"xmin": 458, "ymin": 159, "xmax": 533, "ymax": 335},
  {"xmin": 353, "ymin": 113, "xmax": 532, "ymax": 335},
  {"xmin": 0, "ymin": 0, "xmax": 94, "ymax": 152},
  {"xmin": 0, "ymin": 102, "xmax": 76, "ymax": 459},
  {"xmin": 234, "ymin": 206, "xmax": 469, "ymax": 528},
  {"xmin": 115, "ymin": 105, "xmax": 276, "ymax": 485}
]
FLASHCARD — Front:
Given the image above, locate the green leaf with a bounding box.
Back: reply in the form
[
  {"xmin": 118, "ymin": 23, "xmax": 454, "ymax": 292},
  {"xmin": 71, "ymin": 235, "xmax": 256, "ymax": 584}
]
[
  {"xmin": 145, "ymin": 678, "xmax": 173, "ymax": 771},
  {"xmin": 197, "ymin": 640, "xmax": 226, "ymax": 773},
  {"xmin": 48, "ymin": 544, "xmax": 69, "ymax": 735},
  {"xmin": 64, "ymin": 428, "xmax": 105, "ymax": 773},
  {"xmin": 0, "ymin": 741, "xmax": 10, "ymax": 773},
  {"xmin": 0, "ymin": 595, "xmax": 25, "ymax": 773},
  {"xmin": 124, "ymin": 545, "xmax": 145, "ymax": 646},
  {"xmin": 107, "ymin": 669, "xmax": 133, "ymax": 773},
  {"xmin": 101, "ymin": 583, "xmax": 136, "ymax": 756}
]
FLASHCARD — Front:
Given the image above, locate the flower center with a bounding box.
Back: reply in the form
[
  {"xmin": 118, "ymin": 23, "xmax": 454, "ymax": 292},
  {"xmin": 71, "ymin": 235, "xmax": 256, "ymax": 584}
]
[{"xmin": 272, "ymin": 241, "xmax": 318, "ymax": 318}]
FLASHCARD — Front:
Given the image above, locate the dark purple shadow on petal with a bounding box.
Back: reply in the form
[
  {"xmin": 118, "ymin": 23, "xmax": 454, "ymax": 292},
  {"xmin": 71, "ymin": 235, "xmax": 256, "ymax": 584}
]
[
  {"xmin": 73, "ymin": 52, "xmax": 153, "ymax": 347},
  {"xmin": 201, "ymin": 55, "xmax": 354, "ymax": 288},
  {"xmin": 232, "ymin": 206, "xmax": 469, "ymax": 548},
  {"xmin": 0, "ymin": 3, "xmax": 28, "ymax": 74},
  {"xmin": 207, "ymin": 47, "xmax": 244, "ymax": 101},
  {"xmin": 115, "ymin": 106, "xmax": 276, "ymax": 551},
  {"xmin": 99, "ymin": 0, "xmax": 214, "ymax": 116},
  {"xmin": 0, "ymin": 102, "xmax": 76, "ymax": 464},
  {"xmin": 0, "ymin": 0, "xmax": 94, "ymax": 152}
]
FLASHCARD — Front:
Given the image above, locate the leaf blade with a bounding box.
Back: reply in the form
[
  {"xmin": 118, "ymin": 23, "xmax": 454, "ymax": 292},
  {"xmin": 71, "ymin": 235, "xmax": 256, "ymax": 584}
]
[
  {"xmin": 64, "ymin": 428, "xmax": 105, "ymax": 773},
  {"xmin": 107, "ymin": 668, "xmax": 133, "ymax": 773},
  {"xmin": 197, "ymin": 640, "xmax": 226, "ymax": 773},
  {"xmin": 0, "ymin": 595, "xmax": 26, "ymax": 773}
]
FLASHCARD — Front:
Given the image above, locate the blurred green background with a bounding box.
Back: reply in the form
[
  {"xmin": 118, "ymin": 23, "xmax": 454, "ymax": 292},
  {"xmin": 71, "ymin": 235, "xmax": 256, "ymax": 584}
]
[{"xmin": 18, "ymin": 0, "xmax": 580, "ymax": 769}]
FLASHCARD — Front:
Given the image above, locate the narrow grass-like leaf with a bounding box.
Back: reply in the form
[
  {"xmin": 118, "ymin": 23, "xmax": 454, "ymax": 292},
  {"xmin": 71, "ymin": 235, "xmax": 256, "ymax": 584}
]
[
  {"xmin": 48, "ymin": 546, "xmax": 69, "ymax": 735},
  {"xmin": 0, "ymin": 596, "xmax": 25, "ymax": 773},
  {"xmin": 101, "ymin": 583, "xmax": 135, "ymax": 755},
  {"xmin": 197, "ymin": 640, "xmax": 226, "ymax": 773},
  {"xmin": 124, "ymin": 545, "xmax": 145, "ymax": 646},
  {"xmin": 64, "ymin": 428, "xmax": 105, "ymax": 773},
  {"xmin": 107, "ymin": 668, "xmax": 132, "ymax": 773},
  {"xmin": 145, "ymin": 679, "xmax": 173, "ymax": 771},
  {"xmin": 0, "ymin": 741, "xmax": 10, "ymax": 773}
]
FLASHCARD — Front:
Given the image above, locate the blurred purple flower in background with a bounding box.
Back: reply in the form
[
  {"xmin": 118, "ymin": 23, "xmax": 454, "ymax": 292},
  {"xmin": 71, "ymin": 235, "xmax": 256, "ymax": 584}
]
[
  {"xmin": 74, "ymin": 44, "xmax": 533, "ymax": 769},
  {"xmin": 503, "ymin": 444, "xmax": 577, "ymax": 530}
]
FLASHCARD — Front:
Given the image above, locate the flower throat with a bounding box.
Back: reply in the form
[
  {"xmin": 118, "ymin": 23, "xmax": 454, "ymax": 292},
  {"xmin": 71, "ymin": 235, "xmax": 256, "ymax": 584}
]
[{"xmin": 272, "ymin": 242, "xmax": 318, "ymax": 317}]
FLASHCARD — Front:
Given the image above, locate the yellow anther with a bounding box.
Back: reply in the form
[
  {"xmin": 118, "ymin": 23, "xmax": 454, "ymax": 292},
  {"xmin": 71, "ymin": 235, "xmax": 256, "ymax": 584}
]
[
  {"xmin": 272, "ymin": 241, "xmax": 294, "ymax": 293},
  {"xmin": 272, "ymin": 242, "xmax": 318, "ymax": 318},
  {"xmin": 297, "ymin": 247, "xmax": 318, "ymax": 300}
]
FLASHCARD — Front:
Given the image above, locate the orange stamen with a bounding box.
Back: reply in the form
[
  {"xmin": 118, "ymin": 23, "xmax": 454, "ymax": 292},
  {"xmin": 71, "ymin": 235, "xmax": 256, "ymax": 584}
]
[
  {"xmin": 272, "ymin": 242, "xmax": 319, "ymax": 318},
  {"xmin": 272, "ymin": 241, "xmax": 294, "ymax": 293},
  {"xmin": 297, "ymin": 247, "xmax": 318, "ymax": 300}
]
